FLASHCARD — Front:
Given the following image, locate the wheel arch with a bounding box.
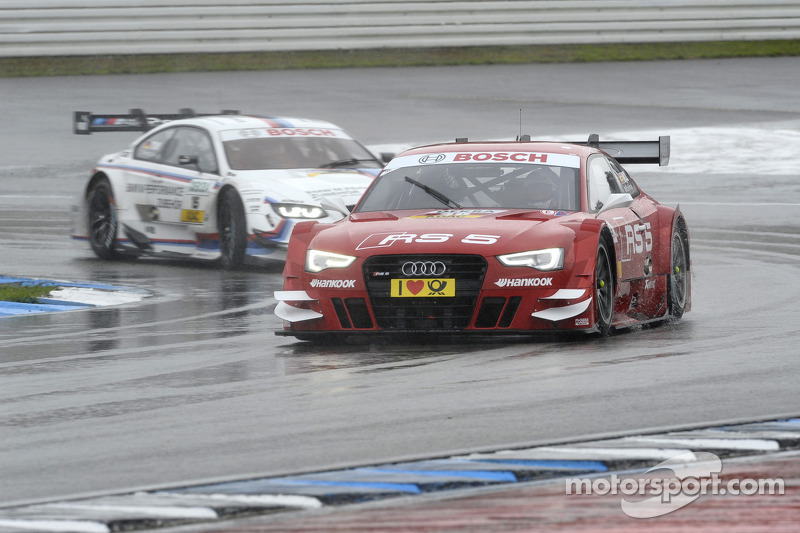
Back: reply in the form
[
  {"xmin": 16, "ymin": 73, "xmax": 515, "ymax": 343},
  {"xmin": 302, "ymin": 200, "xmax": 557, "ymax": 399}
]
[
  {"xmin": 598, "ymin": 225, "xmax": 618, "ymax": 288},
  {"xmin": 570, "ymin": 218, "xmax": 618, "ymax": 289},
  {"xmin": 673, "ymin": 211, "xmax": 690, "ymax": 272},
  {"xmin": 215, "ymin": 184, "xmax": 249, "ymax": 269},
  {"xmin": 670, "ymin": 208, "xmax": 691, "ymax": 314},
  {"xmin": 80, "ymin": 171, "xmax": 113, "ymax": 236},
  {"xmin": 655, "ymin": 205, "xmax": 690, "ymax": 275},
  {"xmin": 85, "ymin": 170, "xmax": 112, "ymax": 198},
  {"xmin": 215, "ymin": 183, "xmax": 243, "ymax": 214}
]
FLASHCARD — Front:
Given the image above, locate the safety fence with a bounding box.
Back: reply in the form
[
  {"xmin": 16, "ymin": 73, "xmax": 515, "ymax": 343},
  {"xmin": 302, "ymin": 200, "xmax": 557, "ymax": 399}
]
[{"xmin": 2, "ymin": 0, "xmax": 800, "ymax": 57}]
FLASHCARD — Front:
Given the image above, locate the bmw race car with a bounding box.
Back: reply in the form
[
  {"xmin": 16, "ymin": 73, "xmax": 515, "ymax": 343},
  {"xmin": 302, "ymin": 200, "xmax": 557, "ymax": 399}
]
[
  {"xmin": 70, "ymin": 109, "xmax": 388, "ymax": 268},
  {"xmin": 275, "ymin": 134, "xmax": 690, "ymax": 339}
]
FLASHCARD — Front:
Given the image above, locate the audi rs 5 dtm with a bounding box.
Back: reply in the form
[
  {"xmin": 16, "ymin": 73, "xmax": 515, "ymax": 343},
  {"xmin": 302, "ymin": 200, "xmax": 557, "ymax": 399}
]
[{"xmin": 275, "ymin": 134, "xmax": 690, "ymax": 339}]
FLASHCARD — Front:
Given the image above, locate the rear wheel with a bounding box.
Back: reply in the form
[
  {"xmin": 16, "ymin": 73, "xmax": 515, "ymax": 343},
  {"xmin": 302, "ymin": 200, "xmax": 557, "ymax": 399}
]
[
  {"xmin": 87, "ymin": 178, "xmax": 119, "ymax": 260},
  {"xmin": 668, "ymin": 228, "xmax": 689, "ymax": 320},
  {"xmin": 217, "ymin": 187, "xmax": 247, "ymax": 270},
  {"xmin": 594, "ymin": 240, "xmax": 615, "ymax": 336}
]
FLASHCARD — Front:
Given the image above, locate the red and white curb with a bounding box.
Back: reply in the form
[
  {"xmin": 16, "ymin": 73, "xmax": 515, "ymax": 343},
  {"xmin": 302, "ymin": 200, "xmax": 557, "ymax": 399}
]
[{"xmin": 0, "ymin": 418, "xmax": 797, "ymax": 532}]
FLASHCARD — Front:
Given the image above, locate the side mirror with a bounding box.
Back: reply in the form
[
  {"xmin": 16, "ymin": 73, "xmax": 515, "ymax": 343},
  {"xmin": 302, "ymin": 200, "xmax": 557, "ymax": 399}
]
[
  {"xmin": 320, "ymin": 196, "xmax": 350, "ymax": 219},
  {"xmin": 178, "ymin": 155, "xmax": 198, "ymax": 168},
  {"xmin": 597, "ymin": 193, "xmax": 634, "ymax": 215},
  {"xmin": 379, "ymin": 152, "xmax": 395, "ymax": 164}
]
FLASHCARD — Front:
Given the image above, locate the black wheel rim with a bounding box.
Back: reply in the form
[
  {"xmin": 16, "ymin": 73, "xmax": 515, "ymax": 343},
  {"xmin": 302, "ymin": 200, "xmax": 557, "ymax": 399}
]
[
  {"xmin": 671, "ymin": 233, "xmax": 688, "ymax": 308},
  {"xmin": 596, "ymin": 247, "xmax": 613, "ymax": 324},
  {"xmin": 88, "ymin": 187, "xmax": 115, "ymax": 249}
]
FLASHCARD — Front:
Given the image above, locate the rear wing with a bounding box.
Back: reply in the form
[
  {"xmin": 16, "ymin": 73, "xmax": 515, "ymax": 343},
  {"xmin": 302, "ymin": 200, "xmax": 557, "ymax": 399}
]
[
  {"xmin": 508, "ymin": 133, "xmax": 669, "ymax": 166},
  {"xmin": 73, "ymin": 108, "xmax": 239, "ymax": 135},
  {"xmin": 581, "ymin": 133, "xmax": 670, "ymax": 166}
]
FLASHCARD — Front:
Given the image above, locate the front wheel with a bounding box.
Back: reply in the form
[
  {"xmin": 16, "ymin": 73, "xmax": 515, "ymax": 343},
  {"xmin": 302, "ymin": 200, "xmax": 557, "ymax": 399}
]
[
  {"xmin": 594, "ymin": 240, "xmax": 615, "ymax": 336},
  {"xmin": 217, "ymin": 187, "xmax": 247, "ymax": 270},
  {"xmin": 668, "ymin": 228, "xmax": 689, "ymax": 320},
  {"xmin": 86, "ymin": 178, "xmax": 119, "ymax": 260}
]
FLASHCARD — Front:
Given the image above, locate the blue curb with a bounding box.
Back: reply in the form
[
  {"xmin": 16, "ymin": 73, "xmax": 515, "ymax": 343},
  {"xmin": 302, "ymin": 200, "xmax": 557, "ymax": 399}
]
[
  {"xmin": 468, "ymin": 458, "xmax": 609, "ymax": 472},
  {"xmin": 0, "ymin": 275, "xmax": 147, "ymax": 317},
  {"xmin": 0, "ymin": 275, "xmax": 140, "ymax": 292},
  {"xmin": 0, "ymin": 300, "xmax": 94, "ymax": 316}
]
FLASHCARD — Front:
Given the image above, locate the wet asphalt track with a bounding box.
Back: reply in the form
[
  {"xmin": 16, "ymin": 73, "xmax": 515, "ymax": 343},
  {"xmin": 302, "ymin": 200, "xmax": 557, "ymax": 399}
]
[{"xmin": 1, "ymin": 58, "xmax": 799, "ymax": 524}]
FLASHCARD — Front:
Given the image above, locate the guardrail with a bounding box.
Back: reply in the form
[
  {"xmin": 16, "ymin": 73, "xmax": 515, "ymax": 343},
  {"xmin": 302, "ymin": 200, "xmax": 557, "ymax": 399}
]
[{"xmin": 2, "ymin": 0, "xmax": 800, "ymax": 58}]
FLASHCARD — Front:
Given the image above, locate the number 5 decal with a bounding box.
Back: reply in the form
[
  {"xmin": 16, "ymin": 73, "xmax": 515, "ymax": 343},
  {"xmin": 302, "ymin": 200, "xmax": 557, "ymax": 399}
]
[{"xmin": 462, "ymin": 234, "xmax": 500, "ymax": 245}]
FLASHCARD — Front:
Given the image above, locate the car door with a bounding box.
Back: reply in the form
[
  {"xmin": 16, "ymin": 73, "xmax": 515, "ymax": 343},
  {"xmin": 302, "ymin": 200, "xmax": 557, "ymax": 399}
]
[
  {"xmin": 588, "ymin": 154, "xmax": 656, "ymax": 283},
  {"xmin": 139, "ymin": 126, "xmax": 219, "ymax": 228}
]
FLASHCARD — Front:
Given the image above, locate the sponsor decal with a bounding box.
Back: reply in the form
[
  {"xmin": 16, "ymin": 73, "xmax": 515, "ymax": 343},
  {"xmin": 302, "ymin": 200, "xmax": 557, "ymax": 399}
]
[
  {"xmin": 266, "ymin": 128, "xmax": 336, "ymax": 137},
  {"xmin": 306, "ymin": 170, "xmax": 361, "ymax": 177},
  {"xmin": 645, "ymin": 278, "xmax": 656, "ymax": 290},
  {"xmin": 356, "ymin": 232, "xmax": 499, "ymax": 250},
  {"xmin": 383, "ymin": 152, "xmax": 581, "ymax": 172},
  {"xmin": 307, "ymin": 186, "xmax": 366, "ymax": 201},
  {"xmin": 408, "ymin": 209, "xmax": 505, "ymax": 219},
  {"xmin": 126, "ymin": 183, "xmax": 184, "ymax": 196},
  {"xmin": 624, "ymin": 222, "xmax": 653, "ymax": 255},
  {"xmin": 92, "ymin": 117, "xmax": 141, "ymax": 127},
  {"xmin": 157, "ymin": 198, "xmax": 182, "ymax": 209},
  {"xmin": 454, "ymin": 152, "xmax": 549, "ymax": 163},
  {"xmin": 310, "ymin": 279, "xmax": 356, "ymax": 288},
  {"xmin": 180, "ymin": 209, "xmax": 204, "ymax": 224},
  {"xmin": 391, "ymin": 278, "xmax": 455, "ymax": 297},
  {"xmin": 189, "ymin": 180, "xmax": 215, "ymax": 193},
  {"xmin": 220, "ymin": 128, "xmax": 350, "ymax": 142},
  {"xmin": 495, "ymin": 278, "xmax": 553, "ymax": 288},
  {"xmin": 575, "ymin": 318, "xmax": 590, "ymax": 326},
  {"xmin": 418, "ymin": 154, "xmax": 447, "ymax": 164}
]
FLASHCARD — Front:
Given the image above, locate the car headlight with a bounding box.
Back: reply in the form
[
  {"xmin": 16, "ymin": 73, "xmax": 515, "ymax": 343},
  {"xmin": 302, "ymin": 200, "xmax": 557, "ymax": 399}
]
[
  {"xmin": 275, "ymin": 203, "xmax": 326, "ymax": 219},
  {"xmin": 306, "ymin": 249, "xmax": 357, "ymax": 273},
  {"xmin": 497, "ymin": 248, "xmax": 565, "ymax": 271}
]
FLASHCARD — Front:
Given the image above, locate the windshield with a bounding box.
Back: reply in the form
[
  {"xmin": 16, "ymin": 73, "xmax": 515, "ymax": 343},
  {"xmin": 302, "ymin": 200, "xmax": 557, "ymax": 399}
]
[
  {"xmin": 355, "ymin": 162, "xmax": 580, "ymax": 212},
  {"xmin": 222, "ymin": 136, "xmax": 382, "ymax": 171}
]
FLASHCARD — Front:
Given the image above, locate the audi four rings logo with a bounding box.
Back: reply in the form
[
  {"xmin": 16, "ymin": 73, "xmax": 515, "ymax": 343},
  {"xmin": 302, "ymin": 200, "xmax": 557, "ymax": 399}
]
[
  {"xmin": 402, "ymin": 261, "xmax": 447, "ymax": 276},
  {"xmin": 418, "ymin": 154, "xmax": 447, "ymax": 164}
]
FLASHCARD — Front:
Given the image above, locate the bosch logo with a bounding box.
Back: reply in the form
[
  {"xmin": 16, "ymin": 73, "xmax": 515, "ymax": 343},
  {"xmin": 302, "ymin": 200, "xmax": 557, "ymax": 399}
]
[
  {"xmin": 402, "ymin": 261, "xmax": 446, "ymax": 277},
  {"xmin": 418, "ymin": 154, "xmax": 447, "ymax": 164}
]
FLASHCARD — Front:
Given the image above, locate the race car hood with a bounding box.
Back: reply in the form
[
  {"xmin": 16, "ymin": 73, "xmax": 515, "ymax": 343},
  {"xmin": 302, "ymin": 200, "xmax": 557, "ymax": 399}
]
[
  {"xmin": 308, "ymin": 208, "xmax": 582, "ymax": 257},
  {"xmin": 233, "ymin": 168, "xmax": 376, "ymax": 207}
]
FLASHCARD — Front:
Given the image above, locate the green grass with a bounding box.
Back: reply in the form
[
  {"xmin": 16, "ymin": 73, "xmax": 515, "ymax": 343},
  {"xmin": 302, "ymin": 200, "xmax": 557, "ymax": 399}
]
[
  {"xmin": 0, "ymin": 284, "xmax": 55, "ymax": 303},
  {"xmin": 2, "ymin": 40, "xmax": 800, "ymax": 78}
]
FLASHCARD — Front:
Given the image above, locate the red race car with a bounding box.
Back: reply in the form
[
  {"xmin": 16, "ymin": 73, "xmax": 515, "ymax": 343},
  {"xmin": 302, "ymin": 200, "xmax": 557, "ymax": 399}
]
[{"xmin": 275, "ymin": 135, "xmax": 689, "ymax": 340}]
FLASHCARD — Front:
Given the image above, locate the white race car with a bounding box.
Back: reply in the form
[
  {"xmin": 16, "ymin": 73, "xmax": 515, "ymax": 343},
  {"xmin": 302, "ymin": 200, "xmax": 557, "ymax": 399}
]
[{"xmin": 70, "ymin": 109, "xmax": 388, "ymax": 268}]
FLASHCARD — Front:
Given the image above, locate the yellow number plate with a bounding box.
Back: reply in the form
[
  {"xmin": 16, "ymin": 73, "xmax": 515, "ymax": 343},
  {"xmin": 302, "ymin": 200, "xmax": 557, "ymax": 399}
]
[
  {"xmin": 180, "ymin": 209, "xmax": 205, "ymax": 223},
  {"xmin": 391, "ymin": 278, "xmax": 455, "ymax": 297}
]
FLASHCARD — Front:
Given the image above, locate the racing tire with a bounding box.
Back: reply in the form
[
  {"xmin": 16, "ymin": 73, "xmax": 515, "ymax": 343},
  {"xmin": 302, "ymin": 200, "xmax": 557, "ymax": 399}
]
[
  {"xmin": 217, "ymin": 187, "xmax": 247, "ymax": 270},
  {"xmin": 668, "ymin": 227, "xmax": 689, "ymax": 320},
  {"xmin": 86, "ymin": 178, "xmax": 119, "ymax": 260},
  {"xmin": 594, "ymin": 240, "xmax": 615, "ymax": 336}
]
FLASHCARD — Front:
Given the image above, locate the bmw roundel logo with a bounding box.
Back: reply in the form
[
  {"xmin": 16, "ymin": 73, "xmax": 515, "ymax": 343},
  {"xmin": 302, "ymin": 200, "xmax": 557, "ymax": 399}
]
[{"xmin": 418, "ymin": 154, "xmax": 447, "ymax": 164}]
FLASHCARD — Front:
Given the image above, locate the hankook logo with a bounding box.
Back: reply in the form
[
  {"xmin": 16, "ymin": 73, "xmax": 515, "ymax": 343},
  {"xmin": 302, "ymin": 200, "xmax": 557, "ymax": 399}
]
[
  {"xmin": 418, "ymin": 154, "xmax": 447, "ymax": 164},
  {"xmin": 495, "ymin": 278, "xmax": 553, "ymax": 287},
  {"xmin": 310, "ymin": 279, "xmax": 356, "ymax": 288},
  {"xmin": 401, "ymin": 261, "xmax": 447, "ymax": 276}
]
